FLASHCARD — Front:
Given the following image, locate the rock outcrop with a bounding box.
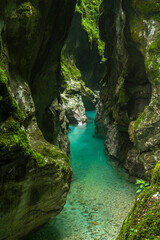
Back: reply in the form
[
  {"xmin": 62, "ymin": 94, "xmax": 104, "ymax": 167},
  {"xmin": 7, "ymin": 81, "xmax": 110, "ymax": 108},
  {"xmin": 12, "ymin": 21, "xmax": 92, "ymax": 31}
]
[
  {"xmin": 62, "ymin": 4, "xmax": 106, "ymax": 90},
  {"xmin": 96, "ymin": 0, "xmax": 160, "ymax": 180},
  {"xmin": 61, "ymin": 55, "xmax": 97, "ymax": 125},
  {"xmin": 0, "ymin": 0, "xmax": 75, "ymax": 239},
  {"xmin": 96, "ymin": 0, "xmax": 160, "ymax": 239},
  {"xmin": 116, "ymin": 161, "xmax": 160, "ymax": 240}
]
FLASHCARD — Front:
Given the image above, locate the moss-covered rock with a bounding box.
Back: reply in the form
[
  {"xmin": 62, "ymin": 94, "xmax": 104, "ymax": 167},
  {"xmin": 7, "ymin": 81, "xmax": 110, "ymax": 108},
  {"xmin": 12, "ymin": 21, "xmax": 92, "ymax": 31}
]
[
  {"xmin": 117, "ymin": 160, "xmax": 160, "ymax": 239},
  {"xmin": 116, "ymin": 185, "xmax": 160, "ymax": 239},
  {"xmin": 152, "ymin": 161, "xmax": 160, "ymax": 185},
  {"xmin": 75, "ymin": 0, "xmax": 106, "ymax": 60},
  {"xmin": 0, "ymin": 0, "xmax": 76, "ymax": 239},
  {"xmin": 62, "ymin": 9, "xmax": 106, "ymax": 90},
  {"xmin": 96, "ymin": 0, "xmax": 160, "ymax": 238},
  {"xmin": 0, "ymin": 64, "xmax": 72, "ymax": 239},
  {"xmin": 61, "ymin": 55, "xmax": 97, "ymax": 124},
  {"xmin": 96, "ymin": 0, "xmax": 160, "ymax": 180}
]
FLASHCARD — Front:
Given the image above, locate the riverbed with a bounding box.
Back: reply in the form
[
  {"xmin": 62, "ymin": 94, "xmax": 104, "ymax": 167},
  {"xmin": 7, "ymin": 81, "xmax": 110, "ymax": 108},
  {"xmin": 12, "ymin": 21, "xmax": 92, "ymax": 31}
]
[{"xmin": 27, "ymin": 111, "xmax": 136, "ymax": 240}]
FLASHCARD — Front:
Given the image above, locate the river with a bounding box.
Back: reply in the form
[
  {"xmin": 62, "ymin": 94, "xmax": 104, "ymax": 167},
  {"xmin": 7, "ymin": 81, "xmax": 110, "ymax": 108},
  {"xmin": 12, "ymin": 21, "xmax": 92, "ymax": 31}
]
[{"xmin": 27, "ymin": 111, "xmax": 136, "ymax": 240}]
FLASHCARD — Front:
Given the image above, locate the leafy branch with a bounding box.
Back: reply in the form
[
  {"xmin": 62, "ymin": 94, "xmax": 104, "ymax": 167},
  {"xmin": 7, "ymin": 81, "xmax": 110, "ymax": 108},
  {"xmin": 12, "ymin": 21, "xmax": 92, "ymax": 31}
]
[{"xmin": 136, "ymin": 179, "xmax": 150, "ymax": 194}]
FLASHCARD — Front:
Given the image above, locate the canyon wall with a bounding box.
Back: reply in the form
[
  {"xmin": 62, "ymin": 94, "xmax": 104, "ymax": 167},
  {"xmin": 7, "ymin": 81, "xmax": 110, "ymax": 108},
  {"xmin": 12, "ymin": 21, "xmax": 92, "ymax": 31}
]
[
  {"xmin": 96, "ymin": 0, "xmax": 160, "ymax": 239},
  {"xmin": 62, "ymin": 12, "xmax": 106, "ymax": 91},
  {"xmin": 0, "ymin": 1, "xmax": 75, "ymax": 239},
  {"xmin": 96, "ymin": 0, "xmax": 160, "ymax": 180}
]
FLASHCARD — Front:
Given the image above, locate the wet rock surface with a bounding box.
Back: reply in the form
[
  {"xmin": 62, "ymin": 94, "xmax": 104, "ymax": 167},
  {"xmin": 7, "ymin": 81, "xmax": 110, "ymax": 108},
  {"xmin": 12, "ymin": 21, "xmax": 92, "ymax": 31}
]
[
  {"xmin": 96, "ymin": 0, "xmax": 160, "ymax": 180},
  {"xmin": 60, "ymin": 55, "xmax": 98, "ymax": 125},
  {"xmin": 95, "ymin": 1, "xmax": 160, "ymax": 239},
  {"xmin": 0, "ymin": 0, "xmax": 75, "ymax": 239}
]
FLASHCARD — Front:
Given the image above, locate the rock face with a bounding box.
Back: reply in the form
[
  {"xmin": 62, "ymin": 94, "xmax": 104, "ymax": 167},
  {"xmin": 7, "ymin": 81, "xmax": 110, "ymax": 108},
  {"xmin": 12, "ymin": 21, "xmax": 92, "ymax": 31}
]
[
  {"xmin": 96, "ymin": 0, "xmax": 160, "ymax": 180},
  {"xmin": 96, "ymin": 0, "xmax": 160, "ymax": 239},
  {"xmin": 0, "ymin": 0, "xmax": 75, "ymax": 239},
  {"xmin": 116, "ymin": 161, "xmax": 160, "ymax": 240},
  {"xmin": 62, "ymin": 10, "xmax": 106, "ymax": 90},
  {"xmin": 61, "ymin": 55, "xmax": 98, "ymax": 125}
]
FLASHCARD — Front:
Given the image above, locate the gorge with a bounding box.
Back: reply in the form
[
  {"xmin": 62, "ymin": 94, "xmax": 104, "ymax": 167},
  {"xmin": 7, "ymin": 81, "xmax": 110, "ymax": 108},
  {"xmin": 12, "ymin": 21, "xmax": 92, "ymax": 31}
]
[
  {"xmin": 26, "ymin": 111, "xmax": 136, "ymax": 240},
  {"xmin": 0, "ymin": 0, "xmax": 160, "ymax": 240}
]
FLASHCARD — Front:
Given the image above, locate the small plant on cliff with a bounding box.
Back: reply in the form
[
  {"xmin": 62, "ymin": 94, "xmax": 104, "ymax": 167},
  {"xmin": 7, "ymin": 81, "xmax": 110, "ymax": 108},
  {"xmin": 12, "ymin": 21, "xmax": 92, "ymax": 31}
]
[{"xmin": 136, "ymin": 179, "xmax": 150, "ymax": 194}]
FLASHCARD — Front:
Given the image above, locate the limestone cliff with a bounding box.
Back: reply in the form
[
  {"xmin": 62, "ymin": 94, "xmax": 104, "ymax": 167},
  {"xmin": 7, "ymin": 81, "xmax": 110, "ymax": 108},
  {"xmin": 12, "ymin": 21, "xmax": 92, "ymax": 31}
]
[
  {"xmin": 96, "ymin": 0, "xmax": 160, "ymax": 239},
  {"xmin": 96, "ymin": 0, "xmax": 160, "ymax": 180},
  {"xmin": 62, "ymin": 1, "xmax": 106, "ymax": 91},
  {"xmin": 0, "ymin": 0, "xmax": 75, "ymax": 239},
  {"xmin": 61, "ymin": 55, "xmax": 98, "ymax": 125}
]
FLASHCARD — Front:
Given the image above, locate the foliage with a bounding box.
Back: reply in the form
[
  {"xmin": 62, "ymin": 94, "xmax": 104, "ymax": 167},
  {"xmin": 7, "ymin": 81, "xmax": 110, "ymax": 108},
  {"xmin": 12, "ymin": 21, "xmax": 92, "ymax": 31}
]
[
  {"xmin": 136, "ymin": 179, "xmax": 150, "ymax": 194},
  {"xmin": 76, "ymin": 0, "xmax": 106, "ymax": 61}
]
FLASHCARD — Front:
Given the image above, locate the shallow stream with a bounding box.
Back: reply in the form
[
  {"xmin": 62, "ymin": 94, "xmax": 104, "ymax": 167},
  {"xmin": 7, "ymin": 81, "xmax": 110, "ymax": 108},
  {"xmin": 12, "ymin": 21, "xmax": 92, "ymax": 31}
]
[{"xmin": 27, "ymin": 111, "xmax": 136, "ymax": 240}]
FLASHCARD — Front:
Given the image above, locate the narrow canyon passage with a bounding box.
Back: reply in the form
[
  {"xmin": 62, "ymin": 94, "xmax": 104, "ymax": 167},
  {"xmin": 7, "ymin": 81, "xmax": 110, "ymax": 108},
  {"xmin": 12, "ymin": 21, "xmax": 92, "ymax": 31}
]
[{"xmin": 27, "ymin": 111, "xmax": 136, "ymax": 240}]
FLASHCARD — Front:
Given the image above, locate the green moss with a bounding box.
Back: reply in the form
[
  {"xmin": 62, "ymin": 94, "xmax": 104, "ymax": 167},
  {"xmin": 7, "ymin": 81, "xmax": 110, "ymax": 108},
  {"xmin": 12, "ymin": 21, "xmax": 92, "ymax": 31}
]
[
  {"xmin": 41, "ymin": 145, "xmax": 70, "ymax": 166},
  {"xmin": 149, "ymin": 33, "xmax": 160, "ymax": 54},
  {"xmin": 145, "ymin": 33, "xmax": 160, "ymax": 85},
  {"xmin": 76, "ymin": 0, "xmax": 106, "ymax": 61},
  {"xmin": 134, "ymin": 111, "xmax": 145, "ymax": 131},
  {"xmin": 61, "ymin": 55, "xmax": 81, "ymax": 84},
  {"xmin": 61, "ymin": 55, "xmax": 95, "ymax": 101},
  {"xmin": 17, "ymin": 2, "xmax": 37, "ymax": 19},
  {"xmin": 0, "ymin": 119, "xmax": 45, "ymax": 167},
  {"xmin": 130, "ymin": 17, "xmax": 146, "ymax": 54},
  {"xmin": 0, "ymin": 66, "xmax": 24, "ymax": 124},
  {"xmin": 116, "ymin": 185, "xmax": 160, "ymax": 240},
  {"xmin": 118, "ymin": 85, "xmax": 129, "ymax": 106},
  {"xmin": 117, "ymin": 158, "xmax": 160, "ymax": 239},
  {"xmin": 0, "ymin": 67, "xmax": 8, "ymax": 86},
  {"xmin": 0, "ymin": 63, "xmax": 45, "ymax": 168},
  {"xmin": 0, "ymin": 36, "xmax": 3, "ymax": 65},
  {"xmin": 0, "ymin": 31, "xmax": 69, "ymax": 173},
  {"xmin": 132, "ymin": 0, "xmax": 160, "ymax": 19},
  {"xmin": 31, "ymin": 151, "xmax": 45, "ymax": 167},
  {"xmin": 152, "ymin": 161, "xmax": 160, "ymax": 185}
]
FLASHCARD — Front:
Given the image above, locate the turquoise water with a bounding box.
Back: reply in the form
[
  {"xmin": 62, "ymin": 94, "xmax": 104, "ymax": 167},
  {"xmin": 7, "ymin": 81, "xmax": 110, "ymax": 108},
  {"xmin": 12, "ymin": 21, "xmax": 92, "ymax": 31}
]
[{"xmin": 27, "ymin": 111, "xmax": 136, "ymax": 240}]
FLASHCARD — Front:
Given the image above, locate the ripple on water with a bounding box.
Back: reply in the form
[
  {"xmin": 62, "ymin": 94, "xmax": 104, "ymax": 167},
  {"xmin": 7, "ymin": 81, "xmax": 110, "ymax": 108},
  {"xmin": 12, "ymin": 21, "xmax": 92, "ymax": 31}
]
[{"xmin": 26, "ymin": 111, "xmax": 136, "ymax": 240}]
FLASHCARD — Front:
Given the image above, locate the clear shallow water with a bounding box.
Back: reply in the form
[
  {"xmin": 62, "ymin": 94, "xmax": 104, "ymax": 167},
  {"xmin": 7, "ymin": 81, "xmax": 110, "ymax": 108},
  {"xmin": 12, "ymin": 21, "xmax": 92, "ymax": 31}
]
[{"xmin": 27, "ymin": 111, "xmax": 136, "ymax": 240}]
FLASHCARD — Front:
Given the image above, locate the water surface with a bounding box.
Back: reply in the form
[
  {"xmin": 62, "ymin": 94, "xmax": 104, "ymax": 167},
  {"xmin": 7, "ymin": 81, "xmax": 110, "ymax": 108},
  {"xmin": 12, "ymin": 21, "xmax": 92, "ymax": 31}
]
[{"xmin": 27, "ymin": 111, "xmax": 136, "ymax": 240}]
